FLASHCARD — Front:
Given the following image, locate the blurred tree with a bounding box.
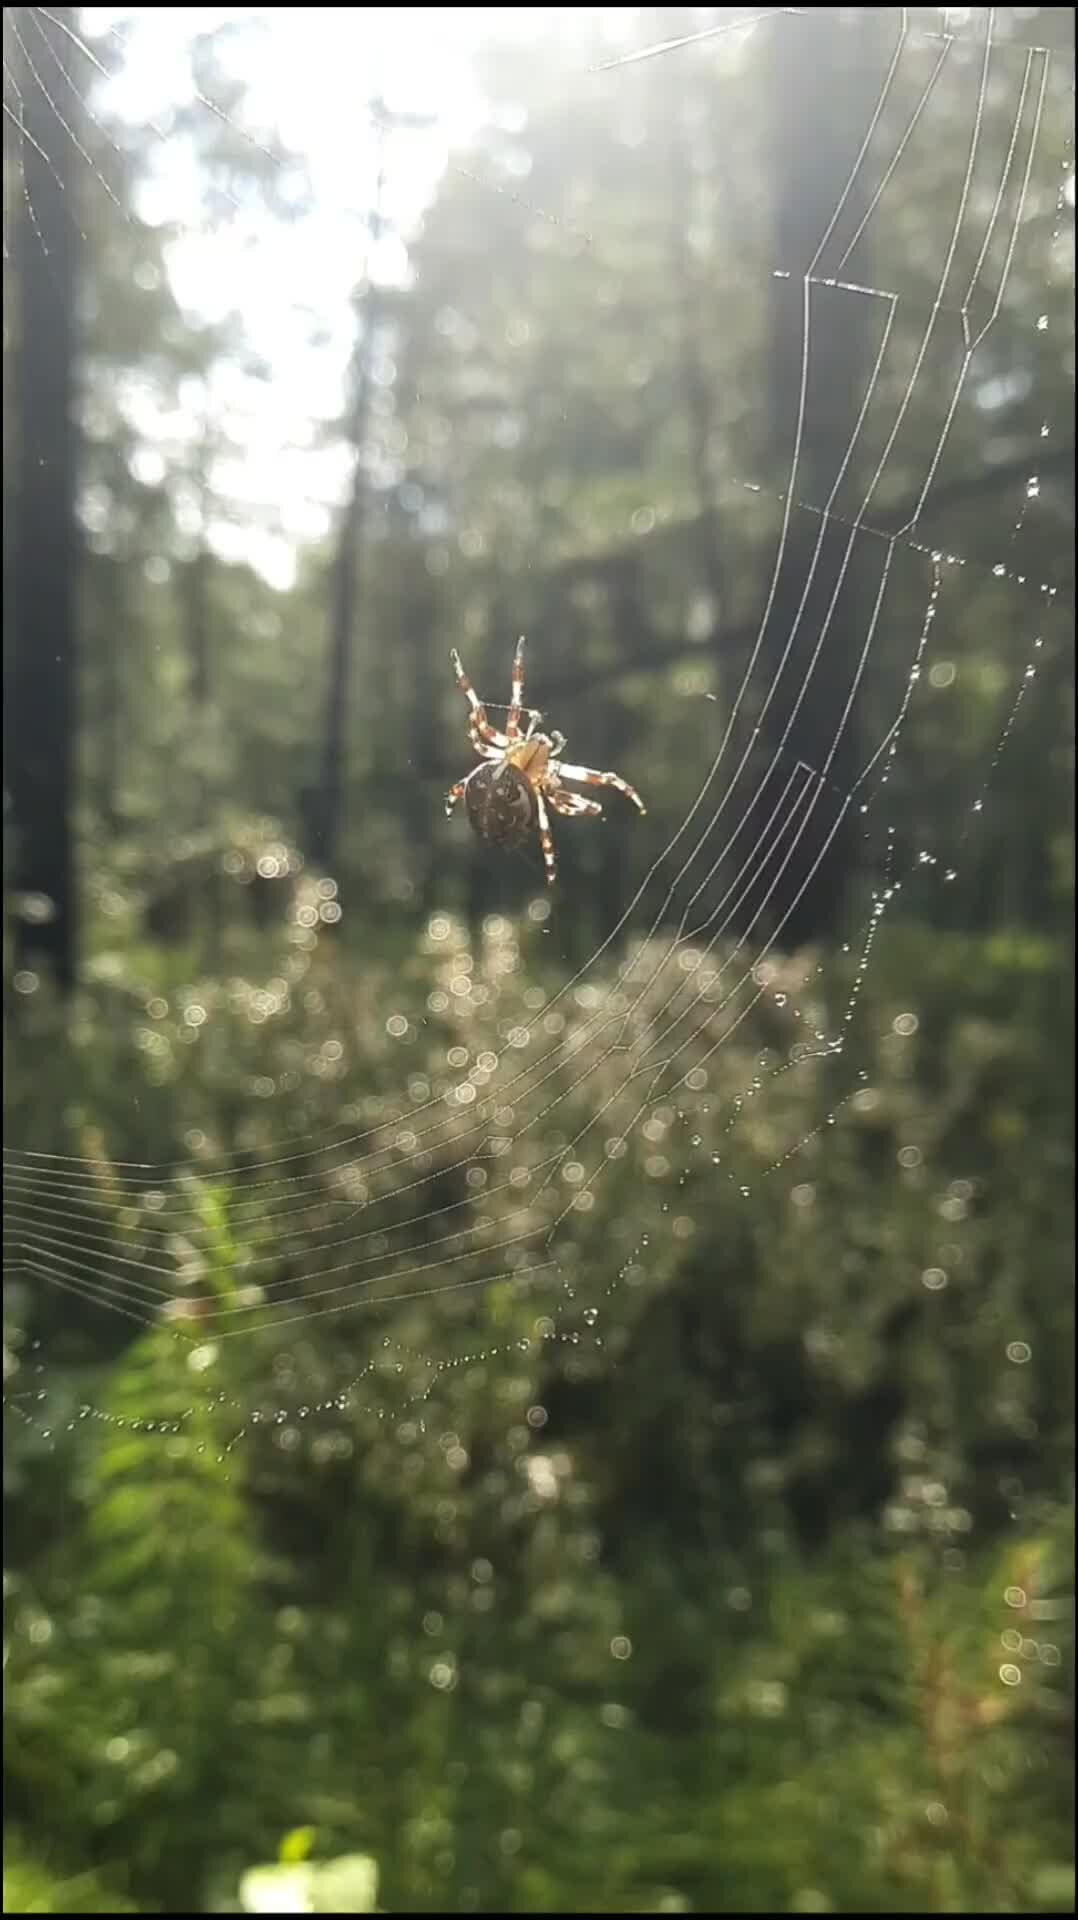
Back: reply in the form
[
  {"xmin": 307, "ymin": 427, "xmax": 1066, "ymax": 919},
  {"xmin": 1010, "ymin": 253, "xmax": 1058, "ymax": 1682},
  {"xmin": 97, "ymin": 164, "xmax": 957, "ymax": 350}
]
[
  {"xmin": 309, "ymin": 100, "xmax": 435, "ymax": 883},
  {"xmin": 6, "ymin": 5, "xmax": 82, "ymax": 989},
  {"xmin": 749, "ymin": 7, "xmax": 890, "ymax": 947},
  {"xmin": 2, "ymin": 10, "xmax": 1073, "ymax": 1914}
]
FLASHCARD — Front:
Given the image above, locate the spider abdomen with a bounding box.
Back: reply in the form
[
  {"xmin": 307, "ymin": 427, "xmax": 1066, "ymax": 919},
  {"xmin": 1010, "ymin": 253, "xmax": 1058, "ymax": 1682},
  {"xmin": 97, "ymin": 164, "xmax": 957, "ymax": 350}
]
[{"xmin": 465, "ymin": 762, "xmax": 537, "ymax": 849}]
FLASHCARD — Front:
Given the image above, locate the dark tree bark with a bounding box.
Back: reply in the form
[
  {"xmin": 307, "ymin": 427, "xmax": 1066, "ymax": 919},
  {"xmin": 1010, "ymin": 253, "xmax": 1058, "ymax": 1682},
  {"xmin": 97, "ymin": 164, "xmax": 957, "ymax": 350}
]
[
  {"xmin": 310, "ymin": 102, "xmax": 434, "ymax": 882},
  {"xmin": 7, "ymin": 6, "xmax": 82, "ymax": 991},
  {"xmin": 663, "ymin": 94, "xmax": 723, "ymax": 635},
  {"xmin": 183, "ymin": 540, "xmax": 212, "ymax": 710},
  {"xmin": 310, "ymin": 295, "xmax": 378, "ymax": 878},
  {"xmin": 312, "ymin": 169, "xmax": 387, "ymax": 881},
  {"xmin": 722, "ymin": 7, "xmax": 891, "ymax": 951},
  {"xmin": 95, "ymin": 554, "xmax": 124, "ymax": 831},
  {"xmin": 398, "ymin": 558, "xmax": 441, "ymax": 917}
]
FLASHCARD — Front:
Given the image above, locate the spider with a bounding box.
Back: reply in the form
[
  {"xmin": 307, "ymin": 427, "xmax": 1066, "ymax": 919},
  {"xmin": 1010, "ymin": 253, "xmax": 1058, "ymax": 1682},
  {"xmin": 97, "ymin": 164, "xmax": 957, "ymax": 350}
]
[{"xmin": 445, "ymin": 636, "xmax": 646, "ymax": 886}]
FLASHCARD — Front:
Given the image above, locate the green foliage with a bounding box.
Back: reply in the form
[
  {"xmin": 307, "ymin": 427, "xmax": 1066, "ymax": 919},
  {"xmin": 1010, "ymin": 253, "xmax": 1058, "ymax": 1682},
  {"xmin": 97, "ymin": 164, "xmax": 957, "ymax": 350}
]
[
  {"xmin": 5, "ymin": 909, "xmax": 1073, "ymax": 1911},
  {"xmin": 3, "ymin": 7, "xmax": 1074, "ymax": 1916},
  {"xmin": 3, "ymin": 1839, "xmax": 139, "ymax": 1914}
]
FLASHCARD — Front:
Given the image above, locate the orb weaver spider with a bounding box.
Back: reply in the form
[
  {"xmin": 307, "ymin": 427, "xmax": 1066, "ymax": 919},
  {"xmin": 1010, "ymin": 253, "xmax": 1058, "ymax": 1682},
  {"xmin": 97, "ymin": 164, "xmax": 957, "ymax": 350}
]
[{"xmin": 445, "ymin": 637, "xmax": 646, "ymax": 886}]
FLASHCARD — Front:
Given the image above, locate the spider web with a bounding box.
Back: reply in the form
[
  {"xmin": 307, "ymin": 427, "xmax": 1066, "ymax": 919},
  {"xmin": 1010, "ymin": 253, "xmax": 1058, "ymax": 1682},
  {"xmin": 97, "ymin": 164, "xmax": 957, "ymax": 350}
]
[{"xmin": 3, "ymin": 6, "xmax": 1074, "ymax": 1457}]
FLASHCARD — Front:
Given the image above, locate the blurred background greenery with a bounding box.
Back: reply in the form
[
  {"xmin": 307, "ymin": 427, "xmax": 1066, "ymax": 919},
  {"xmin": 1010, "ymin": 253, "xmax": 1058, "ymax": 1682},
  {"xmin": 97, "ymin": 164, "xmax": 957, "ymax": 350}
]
[{"xmin": 2, "ymin": 6, "xmax": 1074, "ymax": 1913}]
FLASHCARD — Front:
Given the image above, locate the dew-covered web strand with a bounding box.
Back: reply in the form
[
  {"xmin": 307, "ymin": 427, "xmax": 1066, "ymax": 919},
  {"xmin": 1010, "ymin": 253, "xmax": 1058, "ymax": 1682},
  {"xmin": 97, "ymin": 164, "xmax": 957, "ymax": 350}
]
[
  {"xmin": 2, "ymin": 30, "xmax": 1053, "ymax": 1328},
  {"xmin": 836, "ymin": 36, "xmax": 954, "ymax": 275},
  {"xmin": 2, "ymin": 68, "xmax": 87, "ymax": 265},
  {"xmin": 535, "ymin": 801, "xmax": 854, "ymax": 1238},
  {"xmin": 15, "ymin": 546, "xmax": 1058, "ymax": 1401},
  {"xmin": 85, "ymin": 8, "xmax": 594, "ymax": 251},
  {"xmin": 494, "ymin": 14, "xmax": 1033, "ymax": 1199},
  {"xmin": 0, "ymin": 602, "xmax": 976, "ymax": 1336},
  {"xmin": 26, "ymin": 5, "xmax": 247, "ymax": 220},
  {"xmin": 130, "ymin": 3, "xmax": 922, "ymax": 1213},
  {"xmin": 534, "ymin": 26, "xmax": 1053, "ymax": 1167},
  {"xmin": 1, "ymin": 756, "xmax": 886, "ymax": 1283},
  {"xmin": 667, "ymin": 303, "xmax": 901, "ymax": 947},
  {"xmin": 590, "ymin": 7, "xmax": 810, "ymax": 74},
  {"xmin": 2, "ymin": 529, "xmax": 947, "ymax": 1299},
  {"xmin": 6, "ymin": 9, "xmax": 126, "ymax": 218},
  {"xmin": 10, "ymin": 795, "xmax": 853, "ymax": 1332},
  {"xmin": 2, "ymin": 63, "xmax": 1060, "ymax": 1228},
  {"xmin": 9, "ymin": 1207, "xmax": 562, "ymax": 1329},
  {"xmin": 6, "ymin": 768, "xmax": 830, "ymax": 1323},
  {"xmin": 514, "ymin": 11, "xmax": 915, "ymax": 1035},
  {"xmin": 5, "ymin": 12, "xmax": 1070, "ymax": 1387},
  {"xmin": 1, "ymin": 11, "xmax": 838, "ymax": 1202},
  {"xmin": 7, "ymin": 1132, "xmax": 577, "ymax": 1302},
  {"xmin": 493, "ymin": 24, "xmax": 1061, "ymax": 1244},
  {"xmin": 898, "ymin": 49, "xmax": 1050, "ymax": 537},
  {"xmin": 4, "ymin": 63, "xmax": 1045, "ymax": 1274},
  {"xmin": 616, "ymin": 4, "xmax": 1041, "ymax": 988},
  {"xmin": 542, "ymin": 569, "xmax": 1047, "ymax": 1238},
  {"xmin": 9, "ymin": 536, "xmax": 1058, "ymax": 1332},
  {"xmin": 654, "ymin": 68, "xmax": 1060, "ymax": 1153}
]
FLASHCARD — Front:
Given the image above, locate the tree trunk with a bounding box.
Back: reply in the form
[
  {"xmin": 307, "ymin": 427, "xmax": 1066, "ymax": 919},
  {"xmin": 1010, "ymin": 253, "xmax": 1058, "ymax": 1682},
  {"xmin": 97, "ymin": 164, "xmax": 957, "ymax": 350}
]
[
  {"xmin": 7, "ymin": 6, "xmax": 81, "ymax": 991},
  {"xmin": 311, "ymin": 321, "xmax": 374, "ymax": 879},
  {"xmin": 732, "ymin": 8, "xmax": 887, "ymax": 951},
  {"xmin": 399, "ymin": 555, "xmax": 440, "ymax": 917},
  {"xmin": 96, "ymin": 555, "xmax": 123, "ymax": 831},
  {"xmin": 184, "ymin": 541, "xmax": 212, "ymax": 710},
  {"xmin": 310, "ymin": 102, "xmax": 434, "ymax": 887},
  {"xmin": 663, "ymin": 100, "xmax": 723, "ymax": 635}
]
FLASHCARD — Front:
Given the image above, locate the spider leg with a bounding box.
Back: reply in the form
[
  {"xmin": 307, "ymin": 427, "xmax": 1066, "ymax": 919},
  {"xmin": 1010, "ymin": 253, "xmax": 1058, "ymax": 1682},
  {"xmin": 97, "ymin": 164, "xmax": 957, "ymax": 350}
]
[
  {"xmin": 445, "ymin": 780, "xmax": 467, "ymax": 819},
  {"xmin": 469, "ymin": 720, "xmax": 507, "ymax": 761},
  {"xmin": 535, "ymin": 790, "xmax": 558, "ymax": 886},
  {"xmin": 506, "ymin": 636, "xmax": 526, "ymax": 743},
  {"xmin": 547, "ymin": 783, "xmax": 603, "ymax": 819},
  {"xmin": 556, "ymin": 760, "xmax": 646, "ymax": 815},
  {"xmin": 451, "ymin": 649, "xmax": 508, "ymax": 749},
  {"xmin": 507, "ymin": 641, "xmax": 546, "ymax": 742}
]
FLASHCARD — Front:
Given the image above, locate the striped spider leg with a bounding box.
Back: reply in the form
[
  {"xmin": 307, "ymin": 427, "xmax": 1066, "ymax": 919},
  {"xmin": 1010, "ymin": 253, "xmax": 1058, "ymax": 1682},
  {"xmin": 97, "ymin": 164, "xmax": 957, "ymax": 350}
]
[
  {"xmin": 546, "ymin": 784, "xmax": 603, "ymax": 820},
  {"xmin": 444, "ymin": 777, "xmax": 468, "ymax": 819},
  {"xmin": 552, "ymin": 759, "xmax": 647, "ymax": 816},
  {"xmin": 451, "ymin": 649, "xmax": 509, "ymax": 756},
  {"xmin": 506, "ymin": 635, "xmax": 544, "ymax": 742},
  {"xmin": 452, "ymin": 642, "xmax": 544, "ymax": 757},
  {"xmin": 534, "ymin": 788, "xmax": 557, "ymax": 886}
]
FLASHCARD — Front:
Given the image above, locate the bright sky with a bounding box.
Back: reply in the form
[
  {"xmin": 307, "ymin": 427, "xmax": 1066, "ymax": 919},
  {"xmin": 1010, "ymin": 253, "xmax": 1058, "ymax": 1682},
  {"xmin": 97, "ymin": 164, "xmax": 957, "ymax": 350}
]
[{"xmin": 79, "ymin": 7, "xmax": 617, "ymax": 588}]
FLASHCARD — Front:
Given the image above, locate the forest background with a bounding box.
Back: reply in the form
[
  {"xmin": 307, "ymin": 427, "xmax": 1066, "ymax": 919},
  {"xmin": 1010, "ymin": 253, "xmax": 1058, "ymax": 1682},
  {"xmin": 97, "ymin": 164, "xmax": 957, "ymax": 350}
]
[{"xmin": 3, "ymin": 7, "xmax": 1074, "ymax": 1914}]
